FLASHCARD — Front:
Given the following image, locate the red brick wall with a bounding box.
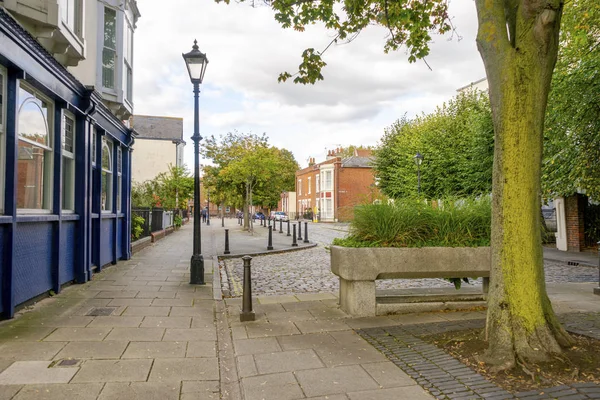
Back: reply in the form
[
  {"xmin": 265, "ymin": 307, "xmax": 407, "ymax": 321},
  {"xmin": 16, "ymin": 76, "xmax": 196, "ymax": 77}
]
[
  {"xmin": 565, "ymin": 194, "xmax": 586, "ymax": 252},
  {"xmin": 337, "ymin": 167, "xmax": 377, "ymax": 221}
]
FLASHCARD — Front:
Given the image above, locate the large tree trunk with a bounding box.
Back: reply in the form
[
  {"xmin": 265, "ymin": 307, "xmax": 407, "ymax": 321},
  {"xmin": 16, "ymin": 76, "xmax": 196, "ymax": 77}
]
[{"xmin": 475, "ymin": 0, "xmax": 573, "ymax": 369}]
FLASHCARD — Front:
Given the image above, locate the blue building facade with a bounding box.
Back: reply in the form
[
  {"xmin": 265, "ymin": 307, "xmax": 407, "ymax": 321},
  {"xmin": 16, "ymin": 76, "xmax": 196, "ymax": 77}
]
[{"xmin": 0, "ymin": 8, "xmax": 134, "ymax": 318}]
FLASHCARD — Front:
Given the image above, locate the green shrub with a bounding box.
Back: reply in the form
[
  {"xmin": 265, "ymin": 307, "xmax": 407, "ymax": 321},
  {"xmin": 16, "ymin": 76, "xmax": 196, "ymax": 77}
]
[
  {"xmin": 334, "ymin": 197, "xmax": 491, "ymax": 248},
  {"xmin": 131, "ymin": 214, "xmax": 145, "ymax": 241},
  {"xmin": 174, "ymin": 215, "xmax": 183, "ymax": 228}
]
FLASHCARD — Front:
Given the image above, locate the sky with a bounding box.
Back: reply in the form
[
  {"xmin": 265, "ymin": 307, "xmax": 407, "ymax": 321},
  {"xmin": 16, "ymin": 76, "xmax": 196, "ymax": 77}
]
[{"xmin": 132, "ymin": 0, "xmax": 486, "ymax": 170}]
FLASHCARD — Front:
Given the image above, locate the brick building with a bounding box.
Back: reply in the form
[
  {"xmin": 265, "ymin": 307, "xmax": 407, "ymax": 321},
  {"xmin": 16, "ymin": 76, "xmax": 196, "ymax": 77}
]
[{"xmin": 295, "ymin": 148, "xmax": 378, "ymax": 222}]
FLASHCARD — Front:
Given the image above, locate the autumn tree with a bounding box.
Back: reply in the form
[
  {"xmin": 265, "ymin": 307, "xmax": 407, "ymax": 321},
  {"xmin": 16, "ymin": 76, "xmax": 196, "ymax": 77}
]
[
  {"xmin": 202, "ymin": 131, "xmax": 298, "ymax": 230},
  {"xmin": 218, "ymin": 0, "xmax": 573, "ymax": 368}
]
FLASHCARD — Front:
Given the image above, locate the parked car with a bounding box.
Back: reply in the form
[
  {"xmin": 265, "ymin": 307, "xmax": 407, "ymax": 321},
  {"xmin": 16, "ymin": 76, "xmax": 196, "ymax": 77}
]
[
  {"xmin": 273, "ymin": 211, "xmax": 289, "ymax": 221},
  {"xmin": 253, "ymin": 212, "xmax": 265, "ymax": 220}
]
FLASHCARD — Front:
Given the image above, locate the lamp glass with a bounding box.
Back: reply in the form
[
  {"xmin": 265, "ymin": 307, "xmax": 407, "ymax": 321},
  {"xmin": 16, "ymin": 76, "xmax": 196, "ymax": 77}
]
[{"xmin": 414, "ymin": 152, "xmax": 424, "ymax": 166}]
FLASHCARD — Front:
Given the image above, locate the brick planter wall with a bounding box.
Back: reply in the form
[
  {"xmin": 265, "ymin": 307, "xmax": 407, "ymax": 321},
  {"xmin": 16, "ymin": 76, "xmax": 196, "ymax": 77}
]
[{"xmin": 565, "ymin": 194, "xmax": 586, "ymax": 252}]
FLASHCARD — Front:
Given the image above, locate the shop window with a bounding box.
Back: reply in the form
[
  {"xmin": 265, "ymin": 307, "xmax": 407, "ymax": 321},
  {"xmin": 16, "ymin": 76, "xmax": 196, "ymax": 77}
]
[
  {"xmin": 0, "ymin": 67, "xmax": 5, "ymax": 213},
  {"xmin": 62, "ymin": 111, "xmax": 76, "ymax": 210},
  {"xmin": 101, "ymin": 139, "xmax": 113, "ymax": 211},
  {"xmin": 17, "ymin": 84, "xmax": 53, "ymax": 211}
]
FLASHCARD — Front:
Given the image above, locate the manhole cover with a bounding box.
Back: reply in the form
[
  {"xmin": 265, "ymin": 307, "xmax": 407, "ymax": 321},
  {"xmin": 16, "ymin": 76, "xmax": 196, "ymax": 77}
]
[
  {"xmin": 50, "ymin": 359, "xmax": 81, "ymax": 368},
  {"xmin": 86, "ymin": 307, "xmax": 117, "ymax": 316}
]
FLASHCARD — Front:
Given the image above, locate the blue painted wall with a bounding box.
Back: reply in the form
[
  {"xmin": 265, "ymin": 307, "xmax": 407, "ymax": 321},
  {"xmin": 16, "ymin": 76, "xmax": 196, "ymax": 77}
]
[
  {"xmin": 0, "ymin": 227, "xmax": 4, "ymax": 313},
  {"xmin": 116, "ymin": 219, "xmax": 123, "ymax": 259},
  {"xmin": 60, "ymin": 222, "xmax": 76, "ymax": 283},
  {"xmin": 100, "ymin": 219, "xmax": 113, "ymax": 267},
  {"xmin": 13, "ymin": 223, "xmax": 53, "ymax": 304}
]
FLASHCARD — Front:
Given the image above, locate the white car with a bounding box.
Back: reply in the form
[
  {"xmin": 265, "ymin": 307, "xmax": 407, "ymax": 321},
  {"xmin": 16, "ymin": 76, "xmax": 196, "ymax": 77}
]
[{"xmin": 273, "ymin": 212, "xmax": 289, "ymax": 221}]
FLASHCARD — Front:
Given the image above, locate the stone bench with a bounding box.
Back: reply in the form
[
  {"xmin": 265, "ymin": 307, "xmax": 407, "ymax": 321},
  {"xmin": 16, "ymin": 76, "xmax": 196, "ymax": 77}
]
[{"xmin": 330, "ymin": 246, "xmax": 491, "ymax": 317}]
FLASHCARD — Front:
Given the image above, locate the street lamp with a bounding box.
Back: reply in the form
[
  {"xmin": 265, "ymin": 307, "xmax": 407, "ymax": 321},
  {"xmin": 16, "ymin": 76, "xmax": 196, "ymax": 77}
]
[
  {"xmin": 206, "ymin": 189, "xmax": 210, "ymax": 226},
  {"xmin": 414, "ymin": 151, "xmax": 424, "ymax": 195},
  {"xmin": 183, "ymin": 39, "xmax": 208, "ymax": 285}
]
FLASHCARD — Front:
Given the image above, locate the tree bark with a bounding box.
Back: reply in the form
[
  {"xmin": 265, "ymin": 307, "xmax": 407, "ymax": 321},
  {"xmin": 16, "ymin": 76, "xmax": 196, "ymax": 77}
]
[{"xmin": 475, "ymin": 0, "xmax": 573, "ymax": 369}]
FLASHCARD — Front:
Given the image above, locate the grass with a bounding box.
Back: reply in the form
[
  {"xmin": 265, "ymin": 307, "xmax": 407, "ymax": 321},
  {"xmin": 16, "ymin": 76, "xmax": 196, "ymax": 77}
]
[{"xmin": 333, "ymin": 197, "xmax": 491, "ymax": 248}]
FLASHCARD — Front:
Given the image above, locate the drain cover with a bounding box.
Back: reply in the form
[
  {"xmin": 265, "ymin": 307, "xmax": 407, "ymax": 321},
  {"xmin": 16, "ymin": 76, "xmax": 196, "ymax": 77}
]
[
  {"xmin": 86, "ymin": 307, "xmax": 117, "ymax": 316},
  {"xmin": 58, "ymin": 359, "xmax": 80, "ymax": 366}
]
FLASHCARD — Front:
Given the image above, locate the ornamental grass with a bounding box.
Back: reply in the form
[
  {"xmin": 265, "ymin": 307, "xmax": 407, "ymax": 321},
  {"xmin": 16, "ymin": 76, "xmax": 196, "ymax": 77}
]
[{"xmin": 333, "ymin": 197, "xmax": 491, "ymax": 248}]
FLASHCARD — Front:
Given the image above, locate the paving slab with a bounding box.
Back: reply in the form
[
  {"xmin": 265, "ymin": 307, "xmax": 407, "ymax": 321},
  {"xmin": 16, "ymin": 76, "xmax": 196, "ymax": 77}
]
[
  {"xmin": 0, "ymin": 361, "xmax": 78, "ymax": 384},
  {"xmin": 12, "ymin": 383, "xmax": 104, "ymax": 400},
  {"xmin": 148, "ymin": 358, "xmax": 219, "ymax": 381},
  {"xmin": 234, "ymin": 337, "xmax": 282, "ymax": 356},
  {"xmin": 294, "ymin": 319, "xmax": 351, "ymax": 334},
  {"xmin": 0, "ymin": 384, "xmax": 22, "ymax": 399},
  {"xmin": 43, "ymin": 327, "xmax": 111, "ymax": 342},
  {"xmin": 347, "ymin": 386, "xmax": 433, "ymax": 400},
  {"xmin": 55, "ymin": 341, "xmax": 128, "ymax": 359},
  {"xmin": 71, "ymin": 359, "xmax": 153, "ymax": 383},
  {"xmin": 98, "ymin": 382, "xmax": 181, "ymax": 400},
  {"xmin": 0, "ymin": 341, "xmax": 66, "ymax": 361},
  {"xmin": 241, "ymin": 371, "xmax": 304, "ymax": 400},
  {"xmin": 121, "ymin": 341, "xmax": 187, "ymax": 358},
  {"xmin": 254, "ymin": 349, "xmax": 324, "ymax": 374},
  {"xmin": 295, "ymin": 365, "xmax": 380, "ymax": 397},
  {"xmin": 87, "ymin": 316, "xmax": 144, "ymax": 328},
  {"xmin": 122, "ymin": 306, "xmax": 171, "ymax": 317},
  {"xmin": 186, "ymin": 340, "xmax": 216, "ymax": 358},
  {"xmin": 104, "ymin": 327, "xmax": 165, "ymax": 342},
  {"xmin": 313, "ymin": 342, "xmax": 388, "ymax": 367},
  {"xmin": 140, "ymin": 316, "xmax": 192, "ymax": 328},
  {"xmin": 162, "ymin": 328, "xmax": 216, "ymax": 341},
  {"xmin": 362, "ymin": 361, "xmax": 418, "ymax": 388},
  {"xmin": 0, "ymin": 327, "xmax": 55, "ymax": 342},
  {"xmin": 245, "ymin": 321, "xmax": 302, "ymax": 338}
]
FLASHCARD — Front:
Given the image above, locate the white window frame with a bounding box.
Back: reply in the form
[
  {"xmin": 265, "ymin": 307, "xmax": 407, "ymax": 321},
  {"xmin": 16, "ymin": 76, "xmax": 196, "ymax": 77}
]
[
  {"xmin": 0, "ymin": 66, "xmax": 6, "ymax": 214},
  {"xmin": 308, "ymin": 177, "xmax": 311, "ymax": 195},
  {"xmin": 61, "ymin": 0, "xmax": 84, "ymax": 40},
  {"xmin": 123, "ymin": 16, "xmax": 134, "ymax": 104},
  {"xmin": 62, "ymin": 110, "xmax": 76, "ymax": 211},
  {"xmin": 101, "ymin": 138, "xmax": 113, "ymax": 212},
  {"xmin": 315, "ymin": 175, "xmax": 320, "ymax": 193},
  {"xmin": 16, "ymin": 82, "xmax": 54, "ymax": 213},
  {"xmin": 101, "ymin": 6, "xmax": 118, "ymax": 92},
  {"xmin": 298, "ymin": 179, "xmax": 302, "ymax": 196}
]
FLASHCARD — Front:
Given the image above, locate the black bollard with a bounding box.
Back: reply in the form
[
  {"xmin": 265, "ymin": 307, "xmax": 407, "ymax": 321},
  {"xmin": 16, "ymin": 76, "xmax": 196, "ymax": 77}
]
[
  {"xmin": 292, "ymin": 224, "xmax": 298, "ymax": 247},
  {"xmin": 304, "ymin": 222, "xmax": 309, "ymax": 243},
  {"xmin": 279, "ymin": 219, "xmax": 283, "ymax": 234},
  {"xmin": 267, "ymin": 226, "xmax": 274, "ymax": 250},
  {"xmin": 297, "ymin": 220, "xmax": 303, "ymax": 241},
  {"xmin": 260, "ymin": 218, "xmax": 263, "ymax": 226},
  {"xmin": 240, "ymin": 255, "xmax": 255, "ymax": 322},
  {"xmin": 287, "ymin": 220, "xmax": 291, "ymax": 237},
  {"xmin": 267, "ymin": 218, "xmax": 271, "ymax": 228},
  {"xmin": 224, "ymin": 229, "xmax": 231, "ymax": 254}
]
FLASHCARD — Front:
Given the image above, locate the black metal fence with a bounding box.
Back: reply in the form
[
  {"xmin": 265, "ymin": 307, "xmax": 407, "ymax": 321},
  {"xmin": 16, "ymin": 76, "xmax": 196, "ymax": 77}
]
[{"xmin": 132, "ymin": 208, "xmax": 180, "ymax": 240}]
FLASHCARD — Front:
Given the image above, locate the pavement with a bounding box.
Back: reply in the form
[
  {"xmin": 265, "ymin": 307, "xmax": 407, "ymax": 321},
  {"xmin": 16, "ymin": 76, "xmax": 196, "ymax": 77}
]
[{"xmin": 0, "ymin": 218, "xmax": 597, "ymax": 400}]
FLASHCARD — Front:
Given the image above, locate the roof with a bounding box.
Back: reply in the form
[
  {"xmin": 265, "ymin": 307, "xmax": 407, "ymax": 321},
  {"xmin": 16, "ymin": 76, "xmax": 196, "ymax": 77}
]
[
  {"xmin": 341, "ymin": 156, "xmax": 373, "ymax": 168},
  {"xmin": 132, "ymin": 115, "xmax": 184, "ymax": 141}
]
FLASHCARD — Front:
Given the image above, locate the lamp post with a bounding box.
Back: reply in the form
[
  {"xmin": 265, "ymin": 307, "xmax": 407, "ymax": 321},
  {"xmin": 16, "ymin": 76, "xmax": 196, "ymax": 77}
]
[
  {"xmin": 183, "ymin": 40, "xmax": 208, "ymax": 285},
  {"xmin": 414, "ymin": 151, "xmax": 424, "ymax": 195}
]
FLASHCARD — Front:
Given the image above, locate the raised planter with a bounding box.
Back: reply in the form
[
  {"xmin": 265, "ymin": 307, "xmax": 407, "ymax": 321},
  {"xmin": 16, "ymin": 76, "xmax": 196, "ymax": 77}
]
[{"xmin": 330, "ymin": 245, "xmax": 491, "ymax": 317}]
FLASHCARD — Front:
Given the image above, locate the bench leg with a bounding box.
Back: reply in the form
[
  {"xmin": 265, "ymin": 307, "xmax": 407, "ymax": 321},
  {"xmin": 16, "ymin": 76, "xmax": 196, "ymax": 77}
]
[
  {"xmin": 482, "ymin": 277, "xmax": 490, "ymax": 295},
  {"xmin": 339, "ymin": 278, "xmax": 376, "ymax": 317}
]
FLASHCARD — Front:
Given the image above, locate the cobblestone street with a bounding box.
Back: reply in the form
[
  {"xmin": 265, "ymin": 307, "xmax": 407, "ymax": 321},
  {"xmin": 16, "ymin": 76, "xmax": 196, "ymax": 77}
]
[{"xmin": 221, "ymin": 223, "xmax": 600, "ymax": 297}]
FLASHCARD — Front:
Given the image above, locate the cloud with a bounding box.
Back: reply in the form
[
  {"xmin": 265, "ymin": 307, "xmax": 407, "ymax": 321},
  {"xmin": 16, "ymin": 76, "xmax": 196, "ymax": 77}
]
[{"xmin": 133, "ymin": 0, "xmax": 485, "ymax": 170}]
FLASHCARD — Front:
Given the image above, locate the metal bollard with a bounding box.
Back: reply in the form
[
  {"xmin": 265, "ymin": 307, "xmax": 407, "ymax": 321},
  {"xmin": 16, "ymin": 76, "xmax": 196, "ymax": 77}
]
[
  {"xmin": 260, "ymin": 218, "xmax": 263, "ymax": 226},
  {"xmin": 240, "ymin": 255, "xmax": 255, "ymax": 322},
  {"xmin": 267, "ymin": 226, "xmax": 274, "ymax": 250},
  {"xmin": 297, "ymin": 220, "xmax": 303, "ymax": 241},
  {"xmin": 287, "ymin": 220, "xmax": 291, "ymax": 237},
  {"xmin": 279, "ymin": 219, "xmax": 283, "ymax": 234},
  {"xmin": 595, "ymin": 241, "xmax": 600, "ymax": 296},
  {"xmin": 303, "ymin": 222, "xmax": 309, "ymax": 243},
  {"xmin": 292, "ymin": 224, "xmax": 298, "ymax": 247},
  {"xmin": 224, "ymin": 229, "xmax": 230, "ymax": 255}
]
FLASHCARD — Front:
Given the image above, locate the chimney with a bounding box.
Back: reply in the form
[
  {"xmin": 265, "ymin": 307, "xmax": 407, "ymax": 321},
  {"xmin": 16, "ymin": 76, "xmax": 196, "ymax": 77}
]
[
  {"xmin": 308, "ymin": 157, "xmax": 315, "ymax": 167},
  {"xmin": 326, "ymin": 150, "xmax": 335, "ymax": 161}
]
